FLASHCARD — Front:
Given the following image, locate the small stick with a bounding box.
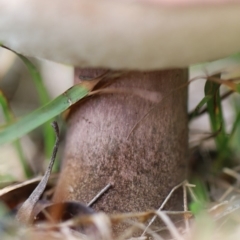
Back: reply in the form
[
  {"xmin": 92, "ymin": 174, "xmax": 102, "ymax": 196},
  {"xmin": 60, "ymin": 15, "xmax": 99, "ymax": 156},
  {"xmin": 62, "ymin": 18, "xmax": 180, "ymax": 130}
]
[
  {"xmin": 141, "ymin": 180, "xmax": 186, "ymax": 236},
  {"xmin": 127, "ymin": 79, "xmax": 191, "ymax": 139},
  {"xmin": 155, "ymin": 211, "xmax": 184, "ymax": 240},
  {"xmin": 16, "ymin": 121, "xmax": 60, "ymax": 224},
  {"xmin": 127, "ymin": 73, "xmax": 225, "ymax": 139},
  {"xmin": 183, "ymin": 182, "xmax": 190, "ymax": 232},
  {"xmin": 87, "ymin": 183, "xmax": 112, "ymax": 207},
  {"xmin": 186, "ymin": 183, "xmax": 198, "ymax": 203},
  {"xmin": 188, "ymin": 90, "xmax": 233, "ymax": 120},
  {"xmin": 223, "ymin": 168, "xmax": 240, "ymax": 181}
]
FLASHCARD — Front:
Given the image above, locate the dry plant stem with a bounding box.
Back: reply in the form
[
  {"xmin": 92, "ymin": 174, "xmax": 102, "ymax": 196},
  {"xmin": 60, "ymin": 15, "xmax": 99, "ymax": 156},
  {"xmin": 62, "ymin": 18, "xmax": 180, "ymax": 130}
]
[
  {"xmin": 209, "ymin": 177, "xmax": 240, "ymax": 195},
  {"xmin": 90, "ymin": 213, "xmax": 112, "ymax": 240},
  {"xmin": 233, "ymin": 164, "xmax": 240, "ymax": 172},
  {"xmin": 183, "ymin": 183, "xmax": 190, "ymax": 232},
  {"xmin": 130, "ymin": 72, "xmax": 228, "ymax": 139},
  {"xmin": 87, "ymin": 183, "xmax": 112, "ymax": 207},
  {"xmin": 188, "ymin": 90, "xmax": 234, "ymax": 120},
  {"xmin": 90, "ymin": 87, "xmax": 162, "ymax": 104},
  {"xmin": 108, "ymin": 211, "xmax": 192, "ymax": 221},
  {"xmin": 155, "ymin": 211, "xmax": 184, "ymax": 240},
  {"xmin": 223, "ymin": 168, "xmax": 240, "ymax": 181},
  {"xmin": 117, "ymin": 220, "xmax": 164, "ymax": 240},
  {"xmin": 212, "ymin": 200, "xmax": 240, "ymax": 220},
  {"xmin": 16, "ymin": 121, "xmax": 60, "ymax": 224},
  {"xmin": 0, "ymin": 176, "xmax": 43, "ymax": 196},
  {"xmin": 208, "ymin": 201, "xmax": 228, "ymax": 213},
  {"xmin": 36, "ymin": 210, "xmax": 191, "ymax": 231},
  {"xmin": 218, "ymin": 187, "xmax": 234, "ymax": 202},
  {"xmin": 186, "ymin": 184, "xmax": 198, "ymax": 202},
  {"xmin": 126, "ymin": 73, "xmax": 209, "ymax": 139},
  {"xmin": 126, "ymin": 80, "xmax": 190, "ymax": 139},
  {"xmin": 141, "ymin": 180, "xmax": 186, "ymax": 236},
  {"xmin": 41, "ymin": 209, "xmax": 55, "ymax": 223}
]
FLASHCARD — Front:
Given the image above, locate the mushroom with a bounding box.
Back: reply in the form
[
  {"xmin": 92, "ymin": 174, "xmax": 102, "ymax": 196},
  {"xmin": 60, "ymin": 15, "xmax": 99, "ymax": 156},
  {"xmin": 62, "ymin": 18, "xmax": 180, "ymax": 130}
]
[
  {"xmin": 1, "ymin": 0, "xmax": 240, "ymax": 233},
  {"xmin": 1, "ymin": 0, "xmax": 240, "ymax": 69}
]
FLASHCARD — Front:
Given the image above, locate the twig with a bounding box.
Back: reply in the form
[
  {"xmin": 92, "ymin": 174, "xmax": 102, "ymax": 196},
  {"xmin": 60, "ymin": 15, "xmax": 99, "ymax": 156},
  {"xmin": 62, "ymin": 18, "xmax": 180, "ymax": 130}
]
[
  {"xmin": 223, "ymin": 168, "xmax": 240, "ymax": 181},
  {"xmin": 141, "ymin": 180, "xmax": 186, "ymax": 236},
  {"xmin": 87, "ymin": 183, "xmax": 112, "ymax": 207},
  {"xmin": 186, "ymin": 183, "xmax": 198, "ymax": 202},
  {"xmin": 155, "ymin": 211, "xmax": 185, "ymax": 240},
  {"xmin": 183, "ymin": 182, "xmax": 190, "ymax": 233},
  {"xmin": 127, "ymin": 76, "xmax": 198, "ymax": 139},
  {"xmin": 212, "ymin": 199, "xmax": 240, "ymax": 220},
  {"xmin": 188, "ymin": 90, "xmax": 233, "ymax": 120},
  {"xmin": 218, "ymin": 186, "xmax": 234, "ymax": 202},
  {"xmin": 16, "ymin": 121, "xmax": 60, "ymax": 224},
  {"xmin": 36, "ymin": 210, "xmax": 190, "ymax": 232},
  {"xmin": 117, "ymin": 220, "xmax": 164, "ymax": 240}
]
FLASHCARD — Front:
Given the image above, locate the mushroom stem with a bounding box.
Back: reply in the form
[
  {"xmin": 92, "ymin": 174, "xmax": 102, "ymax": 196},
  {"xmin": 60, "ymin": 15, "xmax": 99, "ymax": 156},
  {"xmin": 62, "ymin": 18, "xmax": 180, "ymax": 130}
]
[{"xmin": 53, "ymin": 68, "xmax": 188, "ymax": 233}]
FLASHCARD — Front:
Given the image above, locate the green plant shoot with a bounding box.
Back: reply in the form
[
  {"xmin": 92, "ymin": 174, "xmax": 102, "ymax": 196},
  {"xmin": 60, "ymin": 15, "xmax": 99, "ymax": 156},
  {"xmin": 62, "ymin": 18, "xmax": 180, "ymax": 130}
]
[
  {"xmin": 0, "ymin": 80, "xmax": 99, "ymax": 146},
  {"xmin": 15, "ymin": 53, "xmax": 55, "ymax": 160},
  {"xmin": 0, "ymin": 90, "xmax": 33, "ymax": 177},
  {"xmin": 204, "ymin": 75, "xmax": 230, "ymax": 167}
]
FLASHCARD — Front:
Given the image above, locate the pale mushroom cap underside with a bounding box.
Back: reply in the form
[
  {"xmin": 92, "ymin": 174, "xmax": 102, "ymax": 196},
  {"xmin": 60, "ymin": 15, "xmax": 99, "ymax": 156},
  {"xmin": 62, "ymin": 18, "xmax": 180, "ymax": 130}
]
[{"xmin": 0, "ymin": 0, "xmax": 240, "ymax": 70}]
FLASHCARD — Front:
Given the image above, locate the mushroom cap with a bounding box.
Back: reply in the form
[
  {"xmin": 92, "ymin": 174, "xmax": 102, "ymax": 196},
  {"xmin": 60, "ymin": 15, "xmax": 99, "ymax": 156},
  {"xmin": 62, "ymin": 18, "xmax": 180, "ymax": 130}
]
[{"xmin": 1, "ymin": 0, "xmax": 240, "ymax": 70}]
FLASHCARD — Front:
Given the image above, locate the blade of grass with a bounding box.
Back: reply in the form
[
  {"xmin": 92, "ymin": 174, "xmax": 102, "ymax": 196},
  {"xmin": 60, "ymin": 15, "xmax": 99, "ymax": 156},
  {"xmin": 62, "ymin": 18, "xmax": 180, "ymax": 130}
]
[
  {"xmin": 189, "ymin": 177, "xmax": 209, "ymax": 216},
  {"xmin": 229, "ymin": 111, "xmax": 240, "ymax": 141},
  {"xmin": 0, "ymin": 79, "xmax": 100, "ymax": 146},
  {"xmin": 188, "ymin": 95, "xmax": 213, "ymax": 121},
  {"xmin": 0, "ymin": 90, "xmax": 33, "ymax": 178},
  {"xmin": 208, "ymin": 75, "xmax": 240, "ymax": 93},
  {"xmin": 205, "ymin": 76, "xmax": 226, "ymax": 148},
  {"xmin": 16, "ymin": 121, "xmax": 60, "ymax": 224},
  {"xmin": 228, "ymin": 98, "xmax": 240, "ymax": 153},
  {"xmin": 14, "ymin": 53, "xmax": 55, "ymax": 161},
  {"xmin": 204, "ymin": 75, "xmax": 230, "ymax": 167},
  {"xmin": 188, "ymin": 90, "xmax": 234, "ymax": 121}
]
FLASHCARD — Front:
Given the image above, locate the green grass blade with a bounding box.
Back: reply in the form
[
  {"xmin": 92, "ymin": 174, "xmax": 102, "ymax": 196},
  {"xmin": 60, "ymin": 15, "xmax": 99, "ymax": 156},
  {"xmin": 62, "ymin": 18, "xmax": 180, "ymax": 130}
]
[
  {"xmin": 0, "ymin": 90, "xmax": 33, "ymax": 177},
  {"xmin": 205, "ymin": 78, "xmax": 226, "ymax": 147},
  {"xmin": 15, "ymin": 53, "xmax": 55, "ymax": 160},
  {"xmin": 229, "ymin": 98, "xmax": 240, "ymax": 151},
  {"xmin": 16, "ymin": 55, "xmax": 50, "ymax": 104},
  {"xmin": 204, "ymin": 76, "xmax": 230, "ymax": 167},
  {"xmin": 230, "ymin": 111, "xmax": 240, "ymax": 140},
  {"xmin": 189, "ymin": 95, "xmax": 213, "ymax": 121},
  {"xmin": 189, "ymin": 178, "xmax": 209, "ymax": 216},
  {"xmin": 0, "ymin": 82, "xmax": 91, "ymax": 146}
]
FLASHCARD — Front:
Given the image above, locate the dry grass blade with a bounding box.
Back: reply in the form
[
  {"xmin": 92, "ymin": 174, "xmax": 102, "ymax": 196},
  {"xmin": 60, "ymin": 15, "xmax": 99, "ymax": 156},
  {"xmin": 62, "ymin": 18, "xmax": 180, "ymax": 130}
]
[
  {"xmin": 117, "ymin": 220, "xmax": 164, "ymax": 240},
  {"xmin": 90, "ymin": 213, "xmax": 112, "ymax": 240},
  {"xmin": 141, "ymin": 180, "xmax": 186, "ymax": 236},
  {"xmin": 16, "ymin": 122, "xmax": 60, "ymax": 224},
  {"xmin": 183, "ymin": 182, "xmax": 190, "ymax": 232},
  {"xmin": 0, "ymin": 176, "xmax": 43, "ymax": 196},
  {"xmin": 87, "ymin": 183, "xmax": 112, "ymax": 207},
  {"xmin": 92, "ymin": 88, "xmax": 162, "ymax": 103},
  {"xmin": 155, "ymin": 211, "xmax": 184, "ymax": 240},
  {"xmin": 223, "ymin": 168, "xmax": 240, "ymax": 181}
]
